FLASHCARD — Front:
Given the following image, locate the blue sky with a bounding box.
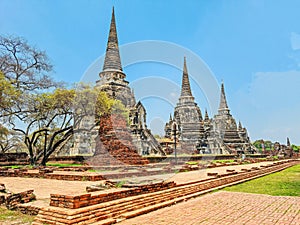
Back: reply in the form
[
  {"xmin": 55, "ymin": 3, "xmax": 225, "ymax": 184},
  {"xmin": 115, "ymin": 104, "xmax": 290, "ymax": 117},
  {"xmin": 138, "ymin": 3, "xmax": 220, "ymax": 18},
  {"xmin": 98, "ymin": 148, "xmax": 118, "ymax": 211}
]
[{"xmin": 1, "ymin": 0, "xmax": 300, "ymax": 144}]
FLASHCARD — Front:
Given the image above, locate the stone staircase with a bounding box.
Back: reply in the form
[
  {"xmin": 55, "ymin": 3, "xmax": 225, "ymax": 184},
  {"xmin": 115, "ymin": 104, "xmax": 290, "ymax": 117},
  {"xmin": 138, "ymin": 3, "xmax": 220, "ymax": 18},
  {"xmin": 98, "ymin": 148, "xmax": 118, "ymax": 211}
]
[{"xmin": 32, "ymin": 160, "xmax": 299, "ymax": 225}]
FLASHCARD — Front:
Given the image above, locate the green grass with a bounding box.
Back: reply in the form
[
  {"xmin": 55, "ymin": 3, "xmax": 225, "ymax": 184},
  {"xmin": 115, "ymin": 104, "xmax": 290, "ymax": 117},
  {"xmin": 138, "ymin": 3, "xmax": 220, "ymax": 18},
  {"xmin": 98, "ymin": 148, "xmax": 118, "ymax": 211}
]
[
  {"xmin": 185, "ymin": 161, "xmax": 198, "ymax": 165},
  {"xmin": 46, "ymin": 163, "xmax": 83, "ymax": 167},
  {"xmin": 213, "ymin": 159, "xmax": 235, "ymax": 163},
  {"xmin": 224, "ymin": 164, "xmax": 300, "ymax": 196},
  {"xmin": 0, "ymin": 206, "xmax": 34, "ymax": 223},
  {"xmin": 3, "ymin": 165, "xmax": 23, "ymax": 169},
  {"xmin": 115, "ymin": 180, "xmax": 127, "ymax": 188}
]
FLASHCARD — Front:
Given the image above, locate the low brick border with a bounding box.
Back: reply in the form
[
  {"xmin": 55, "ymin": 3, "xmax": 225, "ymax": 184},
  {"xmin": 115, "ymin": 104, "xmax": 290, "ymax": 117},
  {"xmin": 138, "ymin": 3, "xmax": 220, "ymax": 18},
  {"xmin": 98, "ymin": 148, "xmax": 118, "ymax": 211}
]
[
  {"xmin": 0, "ymin": 158, "xmax": 292, "ymax": 182},
  {"xmin": 47, "ymin": 160, "xmax": 298, "ymax": 209},
  {"xmin": 50, "ymin": 181, "xmax": 176, "ymax": 209},
  {"xmin": 31, "ymin": 160, "xmax": 299, "ymax": 225}
]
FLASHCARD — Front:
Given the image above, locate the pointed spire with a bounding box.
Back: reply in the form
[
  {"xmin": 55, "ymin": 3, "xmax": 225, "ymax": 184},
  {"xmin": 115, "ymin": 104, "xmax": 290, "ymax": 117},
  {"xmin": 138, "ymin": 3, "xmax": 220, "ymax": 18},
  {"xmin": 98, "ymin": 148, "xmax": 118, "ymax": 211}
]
[
  {"xmin": 238, "ymin": 121, "xmax": 243, "ymax": 130},
  {"xmin": 180, "ymin": 57, "xmax": 193, "ymax": 97},
  {"xmin": 287, "ymin": 137, "xmax": 291, "ymax": 147},
  {"xmin": 204, "ymin": 109, "xmax": 209, "ymax": 121},
  {"xmin": 218, "ymin": 82, "xmax": 229, "ymax": 111},
  {"xmin": 102, "ymin": 7, "xmax": 123, "ymax": 72},
  {"xmin": 169, "ymin": 113, "xmax": 173, "ymax": 121}
]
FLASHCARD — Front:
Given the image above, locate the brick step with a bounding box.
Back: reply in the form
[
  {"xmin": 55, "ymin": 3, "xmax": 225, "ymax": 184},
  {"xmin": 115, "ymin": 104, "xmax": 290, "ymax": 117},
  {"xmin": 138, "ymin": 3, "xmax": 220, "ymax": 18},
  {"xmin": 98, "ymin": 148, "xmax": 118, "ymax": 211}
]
[
  {"xmin": 90, "ymin": 182, "xmax": 216, "ymax": 219},
  {"xmin": 35, "ymin": 183, "xmax": 203, "ymax": 225},
  {"xmin": 33, "ymin": 161, "xmax": 299, "ymax": 225},
  {"xmin": 118, "ymin": 162, "xmax": 298, "ymax": 221},
  {"xmin": 108, "ymin": 162, "xmax": 297, "ymax": 221},
  {"xmin": 72, "ymin": 163, "xmax": 294, "ymax": 223},
  {"xmin": 34, "ymin": 178, "xmax": 235, "ymax": 225}
]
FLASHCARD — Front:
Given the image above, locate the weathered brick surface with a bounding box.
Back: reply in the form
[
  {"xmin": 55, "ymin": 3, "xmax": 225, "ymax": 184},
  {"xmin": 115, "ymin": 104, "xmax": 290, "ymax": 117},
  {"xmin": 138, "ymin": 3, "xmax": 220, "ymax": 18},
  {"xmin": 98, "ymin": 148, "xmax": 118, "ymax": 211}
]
[
  {"xmin": 5, "ymin": 190, "xmax": 36, "ymax": 210},
  {"xmin": 33, "ymin": 160, "xmax": 299, "ymax": 225},
  {"xmin": 90, "ymin": 114, "xmax": 149, "ymax": 166},
  {"xmin": 118, "ymin": 191, "xmax": 300, "ymax": 225},
  {"xmin": 50, "ymin": 181, "xmax": 176, "ymax": 209}
]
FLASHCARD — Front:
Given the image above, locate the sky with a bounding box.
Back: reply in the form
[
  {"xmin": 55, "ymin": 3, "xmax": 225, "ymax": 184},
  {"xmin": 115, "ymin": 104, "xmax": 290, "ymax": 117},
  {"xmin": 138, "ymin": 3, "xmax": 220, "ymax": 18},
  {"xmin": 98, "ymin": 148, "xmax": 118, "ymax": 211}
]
[{"xmin": 1, "ymin": 0, "xmax": 300, "ymax": 145}]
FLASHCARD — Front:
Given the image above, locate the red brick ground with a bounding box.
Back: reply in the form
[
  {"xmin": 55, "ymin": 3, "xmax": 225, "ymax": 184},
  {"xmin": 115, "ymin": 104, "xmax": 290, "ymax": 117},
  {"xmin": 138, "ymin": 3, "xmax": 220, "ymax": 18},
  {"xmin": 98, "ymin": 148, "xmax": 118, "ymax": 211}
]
[{"xmin": 118, "ymin": 191, "xmax": 300, "ymax": 225}]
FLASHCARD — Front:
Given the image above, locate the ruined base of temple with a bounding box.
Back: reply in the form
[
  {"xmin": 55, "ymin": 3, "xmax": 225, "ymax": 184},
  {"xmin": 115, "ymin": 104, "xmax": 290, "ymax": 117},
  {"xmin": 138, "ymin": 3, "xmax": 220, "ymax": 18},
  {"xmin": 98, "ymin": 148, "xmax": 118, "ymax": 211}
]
[{"xmin": 88, "ymin": 114, "xmax": 149, "ymax": 166}]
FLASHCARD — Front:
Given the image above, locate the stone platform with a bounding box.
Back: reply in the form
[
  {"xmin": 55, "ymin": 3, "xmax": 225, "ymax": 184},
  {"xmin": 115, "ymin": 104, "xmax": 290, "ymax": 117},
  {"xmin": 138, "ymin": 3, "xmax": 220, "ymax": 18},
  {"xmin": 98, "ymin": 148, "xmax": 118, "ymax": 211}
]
[{"xmin": 30, "ymin": 160, "xmax": 299, "ymax": 225}]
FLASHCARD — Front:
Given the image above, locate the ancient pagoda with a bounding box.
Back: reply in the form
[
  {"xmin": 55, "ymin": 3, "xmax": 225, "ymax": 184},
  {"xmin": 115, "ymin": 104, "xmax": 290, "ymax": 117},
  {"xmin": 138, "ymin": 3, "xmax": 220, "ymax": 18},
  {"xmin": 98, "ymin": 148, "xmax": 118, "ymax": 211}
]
[
  {"xmin": 165, "ymin": 77, "xmax": 253, "ymax": 154},
  {"xmin": 165, "ymin": 57, "xmax": 204, "ymax": 153},
  {"xmin": 95, "ymin": 8, "xmax": 164, "ymax": 156},
  {"xmin": 208, "ymin": 83, "xmax": 251, "ymax": 154}
]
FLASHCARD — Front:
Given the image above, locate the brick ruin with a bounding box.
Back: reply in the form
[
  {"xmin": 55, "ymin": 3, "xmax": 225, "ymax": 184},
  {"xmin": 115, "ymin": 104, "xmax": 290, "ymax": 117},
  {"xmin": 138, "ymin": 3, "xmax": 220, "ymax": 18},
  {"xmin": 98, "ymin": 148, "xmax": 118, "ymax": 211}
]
[
  {"xmin": 31, "ymin": 160, "xmax": 299, "ymax": 225},
  {"xmin": 88, "ymin": 114, "xmax": 149, "ymax": 166}
]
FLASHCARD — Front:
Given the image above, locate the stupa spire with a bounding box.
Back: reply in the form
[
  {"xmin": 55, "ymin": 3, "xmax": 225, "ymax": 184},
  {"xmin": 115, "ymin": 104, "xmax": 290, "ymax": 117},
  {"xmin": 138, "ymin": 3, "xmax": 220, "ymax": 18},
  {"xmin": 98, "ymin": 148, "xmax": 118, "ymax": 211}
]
[
  {"xmin": 287, "ymin": 137, "xmax": 291, "ymax": 147},
  {"xmin": 102, "ymin": 7, "xmax": 123, "ymax": 72},
  {"xmin": 180, "ymin": 57, "xmax": 193, "ymax": 97},
  {"xmin": 204, "ymin": 109, "xmax": 209, "ymax": 121},
  {"xmin": 218, "ymin": 82, "xmax": 229, "ymax": 111},
  {"xmin": 238, "ymin": 121, "xmax": 243, "ymax": 130}
]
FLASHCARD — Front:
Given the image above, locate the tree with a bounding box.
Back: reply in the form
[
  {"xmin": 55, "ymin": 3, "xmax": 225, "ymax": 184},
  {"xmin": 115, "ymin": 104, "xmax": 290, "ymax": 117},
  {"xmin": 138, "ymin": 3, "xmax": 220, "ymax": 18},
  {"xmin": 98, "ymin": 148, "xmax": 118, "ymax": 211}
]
[
  {"xmin": 0, "ymin": 35, "xmax": 60, "ymax": 126},
  {"xmin": 0, "ymin": 35, "xmax": 129, "ymax": 166},
  {"xmin": 0, "ymin": 130, "xmax": 25, "ymax": 153},
  {"xmin": 0, "ymin": 35, "xmax": 56, "ymax": 91},
  {"xmin": 13, "ymin": 85, "xmax": 128, "ymax": 166},
  {"xmin": 13, "ymin": 88, "xmax": 76, "ymax": 165},
  {"xmin": 252, "ymin": 139, "xmax": 274, "ymax": 152},
  {"xmin": 0, "ymin": 72, "xmax": 20, "ymax": 137},
  {"xmin": 0, "ymin": 35, "xmax": 60, "ymax": 164},
  {"xmin": 291, "ymin": 144, "xmax": 299, "ymax": 152}
]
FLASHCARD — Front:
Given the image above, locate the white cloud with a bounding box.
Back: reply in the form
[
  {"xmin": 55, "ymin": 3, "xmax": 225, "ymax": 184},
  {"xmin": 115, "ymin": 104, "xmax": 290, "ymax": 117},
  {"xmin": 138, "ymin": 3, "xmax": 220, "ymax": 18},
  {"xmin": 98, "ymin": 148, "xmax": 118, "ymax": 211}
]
[
  {"xmin": 237, "ymin": 71, "xmax": 300, "ymax": 144},
  {"xmin": 290, "ymin": 32, "xmax": 300, "ymax": 50}
]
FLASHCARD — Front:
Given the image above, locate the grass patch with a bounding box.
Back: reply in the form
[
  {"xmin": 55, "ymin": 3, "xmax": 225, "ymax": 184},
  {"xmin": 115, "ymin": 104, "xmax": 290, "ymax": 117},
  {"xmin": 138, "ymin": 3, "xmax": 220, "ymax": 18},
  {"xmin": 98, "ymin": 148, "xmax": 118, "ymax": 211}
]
[
  {"xmin": 46, "ymin": 163, "xmax": 82, "ymax": 167},
  {"xmin": 3, "ymin": 165, "xmax": 24, "ymax": 169},
  {"xmin": 224, "ymin": 164, "xmax": 300, "ymax": 196},
  {"xmin": 116, "ymin": 180, "xmax": 127, "ymax": 188},
  {"xmin": 87, "ymin": 169, "xmax": 108, "ymax": 173},
  {"xmin": 0, "ymin": 206, "xmax": 34, "ymax": 223},
  {"xmin": 213, "ymin": 159, "xmax": 235, "ymax": 163},
  {"xmin": 185, "ymin": 161, "xmax": 198, "ymax": 165}
]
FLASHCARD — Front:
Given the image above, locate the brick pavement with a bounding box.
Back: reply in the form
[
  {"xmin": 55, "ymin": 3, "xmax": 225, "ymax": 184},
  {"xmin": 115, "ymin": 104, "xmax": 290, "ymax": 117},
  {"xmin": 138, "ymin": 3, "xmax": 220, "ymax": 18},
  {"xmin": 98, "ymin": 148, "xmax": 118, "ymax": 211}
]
[
  {"xmin": 0, "ymin": 160, "xmax": 295, "ymax": 209},
  {"xmin": 118, "ymin": 191, "xmax": 300, "ymax": 225}
]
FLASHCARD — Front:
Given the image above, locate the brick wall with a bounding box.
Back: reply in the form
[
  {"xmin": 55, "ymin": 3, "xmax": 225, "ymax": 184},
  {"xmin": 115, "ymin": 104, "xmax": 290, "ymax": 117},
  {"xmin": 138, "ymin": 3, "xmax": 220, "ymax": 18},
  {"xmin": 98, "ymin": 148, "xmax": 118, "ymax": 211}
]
[{"xmin": 50, "ymin": 181, "xmax": 176, "ymax": 209}]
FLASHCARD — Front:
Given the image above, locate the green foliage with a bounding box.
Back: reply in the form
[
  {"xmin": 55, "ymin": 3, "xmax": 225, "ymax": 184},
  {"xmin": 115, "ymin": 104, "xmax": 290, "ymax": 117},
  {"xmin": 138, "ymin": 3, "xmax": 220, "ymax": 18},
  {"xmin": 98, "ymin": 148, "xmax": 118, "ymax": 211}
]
[
  {"xmin": 0, "ymin": 72, "xmax": 21, "ymax": 119},
  {"xmin": 95, "ymin": 90, "xmax": 128, "ymax": 119},
  {"xmin": 0, "ymin": 206, "xmax": 34, "ymax": 223},
  {"xmin": 186, "ymin": 161, "xmax": 198, "ymax": 165},
  {"xmin": 46, "ymin": 163, "xmax": 82, "ymax": 167},
  {"xmin": 224, "ymin": 164, "xmax": 300, "ymax": 196},
  {"xmin": 213, "ymin": 159, "xmax": 235, "ymax": 163},
  {"xmin": 115, "ymin": 180, "xmax": 127, "ymax": 188},
  {"xmin": 252, "ymin": 139, "xmax": 274, "ymax": 151},
  {"xmin": 291, "ymin": 144, "xmax": 299, "ymax": 152},
  {"xmin": 153, "ymin": 134, "xmax": 162, "ymax": 139},
  {"xmin": 0, "ymin": 34, "xmax": 129, "ymax": 165}
]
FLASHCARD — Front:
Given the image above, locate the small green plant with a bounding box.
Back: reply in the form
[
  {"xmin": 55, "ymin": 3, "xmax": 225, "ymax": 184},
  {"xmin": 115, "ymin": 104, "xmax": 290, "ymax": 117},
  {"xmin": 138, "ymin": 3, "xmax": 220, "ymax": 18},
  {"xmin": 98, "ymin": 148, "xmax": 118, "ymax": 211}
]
[
  {"xmin": 46, "ymin": 163, "xmax": 83, "ymax": 167},
  {"xmin": 116, "ymin": 180, "xmax": 126, "ymax": 188},
  {"xmin": 213, "ymin": 159, "xmax": 234, "ymax": 163},
  {"xmin": 3, "ymin": 165, "xmax": 23, "ymax": 169},
  {"xmin": 186, "ymin": 161, "xmax": 198, "ymax": 165},
  {"xmin": 0, "ymin": 206, "xmax": 34, "ymax": 223}
]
